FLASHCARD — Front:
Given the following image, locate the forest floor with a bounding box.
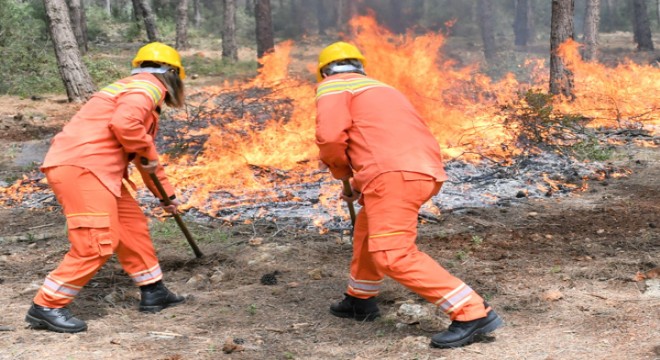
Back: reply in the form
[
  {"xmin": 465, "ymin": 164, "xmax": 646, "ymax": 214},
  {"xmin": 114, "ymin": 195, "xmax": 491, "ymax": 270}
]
[
  {"xmin": 0, "ymin": 92, "xmax": 659, "ymax": 360},
  {"xmin": 0, "ymin": 37, "xmax": 659, "ymax": 359}
]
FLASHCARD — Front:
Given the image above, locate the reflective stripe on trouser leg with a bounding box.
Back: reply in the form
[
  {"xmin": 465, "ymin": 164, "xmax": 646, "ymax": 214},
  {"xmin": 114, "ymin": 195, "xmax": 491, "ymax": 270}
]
[
  {"xmin": 371, "ymin": 245, "xmax": 486, "ymax": 321},
  {"xmin": 346, "ymin": 207, "xmax": 385, "ymax": 298},
  {"xmin": 363, "ymin": 172, "xmax": 488, "ymax": 321},
  {"xmin": 115, "ymin": 184, "xmax": 162, "ymax": 286},
  {"xmin": 34, "ymin": 166, "xmax": 115, "ymax": 308}
]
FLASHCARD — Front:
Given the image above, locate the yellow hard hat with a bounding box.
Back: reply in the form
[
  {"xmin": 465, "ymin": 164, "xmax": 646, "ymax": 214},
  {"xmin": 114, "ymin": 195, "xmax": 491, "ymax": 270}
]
[
  {"xmin": 132, "ymin": 42, "xmax": 186, "ymax": 80},
  {"xmin": 317, "ymin": 41, "xmax": 366, "ymax": 82}
]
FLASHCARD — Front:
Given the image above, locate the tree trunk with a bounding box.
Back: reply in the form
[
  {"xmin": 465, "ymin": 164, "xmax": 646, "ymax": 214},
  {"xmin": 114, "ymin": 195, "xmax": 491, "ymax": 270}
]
[
  {"xmin": 222, "ymin": 0, "xmax": 238, "ymax": 61},
  {"xmin": 549, "ymin": 0, "xmax": 575, "ymax": 98},
  {"xmin": 245, "ymin": 0, "xmax": 254, "ymax": 15},
  {"xmin": 175, "ymin": 0, "xmax": 189, "ymax": 50},
  {"xmin": 388, "ymin": 0, "xmax": 405, "ymax": 33},
  {"xmin": 255, "ymin": 0, "xmax": 274, "ymax": 60},
  {"xmin": 410, "ymin": 0, "xmax": 426, "ymax": 28},
  {"xmin": 288, "ymin": 0, "xmax": 303, "ymax": 36},
  {"xmin": 514, "ymin": 0, "xmax": 533, "ymax": 46},
  {"xmin": 193, "ymin": 0, "xmax": 202, "ymax": 27},
  {"xmin": 132, "ymin": 0, "xmax": 143, "ymax": 20},
  {"xmin": 477, "ymin": 0, "xmax": 496, "ymax": 61},
  {"xmin": 336, "ymin": 0, "xmax": 357, "ymax": 34},
  {"xmin": 315, "ymin": 0, "xmax": 330, "ymax": 35},
  {"xmin": 131, "ymin": 0, "xmax": 144, "ymax": 36},
  {"xmin": 68, "ymin": 0, "xmax": 88, "ymax": 54},
  {"xmin": 582, "ymin": 0, "xmax": 600, "ymax": 61},
  {"xmin": 80, "ymin": 0, "xmax": 88, "ymax": 50},
  {"xmin": 632, "ymin": 0, "xmax": 654, "ymax": 51},
  {"xmin": 105, "ymin": 0, "xmax": 111, "ymax": 16},
  {"xmin": 43, "ymin": 0, "xmax": 96, "ymax": 102},
  {"xmin": 295, "ymin": 0, "xmax": 315, "ymax": 36},
  {"xmin": 137, "ymin": 0, "xmax": 159, "ymax": 42}
]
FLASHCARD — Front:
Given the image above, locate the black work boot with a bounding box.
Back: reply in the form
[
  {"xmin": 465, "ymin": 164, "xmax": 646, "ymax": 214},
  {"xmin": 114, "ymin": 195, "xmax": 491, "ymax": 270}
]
[
  {"xmin": 139, "ymin": 281, "xmax": 185, "ymax": 313},
  {"xmin": 430, "ymin": 305, "xmax": 504, "ymax": 348},
  {"xmin": 25, "ymin": 303, "xmax": 87, "ymax": 333},
  {"xmin": 329, "ymin": 294, "xmax": 380, "ymax": 321}
]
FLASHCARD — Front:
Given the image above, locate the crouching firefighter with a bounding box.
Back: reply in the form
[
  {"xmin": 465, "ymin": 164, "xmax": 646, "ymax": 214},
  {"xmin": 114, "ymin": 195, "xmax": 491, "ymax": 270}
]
[
  {"xmin": 25, "ymin": 42, "xmax": 187, "ymax": 333},
  {"xmin": 314, "ymin": 42, "xmax": 504, "ymax": 348}
]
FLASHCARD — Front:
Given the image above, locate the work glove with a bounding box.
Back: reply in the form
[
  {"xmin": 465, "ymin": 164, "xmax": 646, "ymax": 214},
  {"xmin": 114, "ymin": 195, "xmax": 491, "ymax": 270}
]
[
  {"xmin": 141, "ymin": 158, "xmax": 159, "ymax": 174},
  {"xmin": 340, "ymin": 178, "xmax": 360, "ymax": 203},
  {"xmin": 160, "ymin": 198, "xmax": 180, "ymax": 214},
  {"xmin": 340, "ymin": 190, "xmax": 360, "ymax": 203}
]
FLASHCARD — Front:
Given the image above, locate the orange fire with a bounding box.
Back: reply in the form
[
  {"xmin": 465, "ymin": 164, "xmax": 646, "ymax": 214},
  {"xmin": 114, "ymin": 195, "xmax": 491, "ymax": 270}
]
[
  {"xmin": 555, "ymin": 39, "xmax": 660, "ymax": 135},
  {"xmin": 2, "ymin": 15, "xmax": 658, "ymax": 217},
  {"xmin": 156, "ymin": 15, "xmax": 657, "ymax": 214}
]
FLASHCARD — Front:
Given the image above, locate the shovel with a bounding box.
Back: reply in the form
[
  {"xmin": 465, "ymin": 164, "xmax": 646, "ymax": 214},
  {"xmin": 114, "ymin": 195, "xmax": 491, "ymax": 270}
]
[{"xmin": 141, "ymin": 158, "xmax": 203, "ymax": 258}]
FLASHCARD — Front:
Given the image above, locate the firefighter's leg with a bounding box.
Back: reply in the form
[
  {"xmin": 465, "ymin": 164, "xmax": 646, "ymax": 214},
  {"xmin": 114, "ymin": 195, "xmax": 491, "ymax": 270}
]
[
  {"xmin": 114, "ymin": 185, "xmax": 183, "ymax": 312},
  {"xmin": 346, "ymin": 208, "xmax": 385, "ymax": 298},
  {"xmin": 364, "ymin": 172, "xmax": 488, "ymax": 321},
  {"xmin": 28, "ymin": 166, "xmax": 116, "ymax": 333},
  {"xmin": 114, "ymin": 185, "xmax": 162, "ymax": 286},
  {"xmin": 329, "ymin": 207, "xmax": 382, "ymax": 321}
]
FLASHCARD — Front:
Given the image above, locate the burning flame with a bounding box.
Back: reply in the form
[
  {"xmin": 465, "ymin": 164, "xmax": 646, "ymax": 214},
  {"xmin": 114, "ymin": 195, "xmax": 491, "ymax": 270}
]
[
  {"xmin": 555, "ymin": 39, "xmax": 660, "ymax": 133},
  {"xmin": 160, "ymin": 16, "xmax": 527, "ymax": 213},
  {"xmin": 158, "ymin": 15, "xmax": 658, "ymax": 215},
  {"xmin": 3, "ymin": 15, "xmax": 658, "ymax": 221}
]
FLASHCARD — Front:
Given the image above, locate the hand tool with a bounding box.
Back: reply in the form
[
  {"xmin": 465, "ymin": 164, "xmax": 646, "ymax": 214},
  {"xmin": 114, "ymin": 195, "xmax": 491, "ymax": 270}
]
[
  {"xmin": 341, "ymin": 178, "xmax": 356, "ymax": 226},
  {"xmin": 141, "ymin": 158, "xmax": 203, "ymax": 258}
]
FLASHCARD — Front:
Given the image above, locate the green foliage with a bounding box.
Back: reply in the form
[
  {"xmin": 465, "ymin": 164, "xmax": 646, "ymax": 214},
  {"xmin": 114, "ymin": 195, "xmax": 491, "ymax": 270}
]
[
  {"xmin": 505, "ymin": 90, "xmax": 613, "ymax": 162},
  {"xmin": 571, "ymin": 137, "xmax": 613, "ymax": 162},
  {"xmin": 0, "ymin": 0, "xmax": 62, "ymax": 96},
  {"xmin": 84, "ymin": 56, "xmax": 125, "ymax": 87},
  {"xmin": 150, "ymin": 220, "xmax": 180, "ymax": 240},
  {"xmin": 599, "ymin": 1, "xmax": 633, "ymax": 32},
  {"xmin": 455, "ymin": 249, "xmax": 468, "ymax": 261},
  {"xmin": 417, "ymin": 0, "xmax": 475, "ymax": 34},
  {"xmin": 247, "ymin": 303, "xmax": 257, "ymax": 316},
  {"xmin": 183, "ymin": 54, "xmax": 258, "ymax": 78},
  {"xmin": 156, "ymin": 17, "xmax": 177, "ymax": 39},
  {"xmin": 197, "ymin": 228, "xmax": 230, "ymax": 244},
  {"xmin": 85, "ymin": 6, "xmax": 113, "ymax": 42},
  {"xmin": 236, "ymin": 7, "xmax": 257, "ymax": 46},
  {"xmin": 122, "ymin": 22, "xmax": 144, "ymax": 42}
]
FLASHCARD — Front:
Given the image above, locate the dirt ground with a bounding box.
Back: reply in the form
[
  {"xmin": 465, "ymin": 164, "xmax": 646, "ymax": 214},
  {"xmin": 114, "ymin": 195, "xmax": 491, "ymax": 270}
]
[{"xmin": 0, "ymin": 92, "xmax": 659, "ymax": 360}]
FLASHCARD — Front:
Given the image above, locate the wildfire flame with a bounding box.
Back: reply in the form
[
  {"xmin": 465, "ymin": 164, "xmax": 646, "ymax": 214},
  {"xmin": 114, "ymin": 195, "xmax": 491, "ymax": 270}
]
[
  {"xmin": 2, "ymin": 15, "xmax": 658, "ymax": 222},
  {"xmin": 157, "ymin": 15, "xmax": 657, "ymax": 215},
  {"xmin": 555, "ymin": 39, "xmax": 660, "ymax": 133}
]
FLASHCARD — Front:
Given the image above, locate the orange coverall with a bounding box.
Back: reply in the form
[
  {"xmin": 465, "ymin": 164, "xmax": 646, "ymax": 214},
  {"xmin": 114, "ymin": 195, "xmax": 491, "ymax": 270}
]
[
  {"xmin": 34, "ymin": 73, "xmax": 175, "ymax": 308},
  {"xmin": 315, "ymin": 73, "xmax": 488, "ymax": 321}
]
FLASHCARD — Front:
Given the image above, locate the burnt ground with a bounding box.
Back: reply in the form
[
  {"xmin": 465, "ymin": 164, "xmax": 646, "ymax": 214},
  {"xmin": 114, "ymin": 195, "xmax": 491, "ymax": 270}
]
[{"xmin": 0, "ymin": 95, "xmax": 659, "ymax": 360}]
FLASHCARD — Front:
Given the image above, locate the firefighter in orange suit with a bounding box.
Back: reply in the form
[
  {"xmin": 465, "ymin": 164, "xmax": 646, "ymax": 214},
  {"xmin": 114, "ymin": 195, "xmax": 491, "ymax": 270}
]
[
  {"xmin": 315, "ymin": 42, "xmax": 504, "ymax": 348},
  {"xmin": 25, "ymin": 42, "xmax": 187, "ymax": 333}
]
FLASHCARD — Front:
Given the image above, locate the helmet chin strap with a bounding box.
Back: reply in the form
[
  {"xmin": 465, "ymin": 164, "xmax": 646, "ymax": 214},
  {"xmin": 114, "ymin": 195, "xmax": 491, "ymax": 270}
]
[{"xmin": 131, "ymin": 65, "xmax": 174, "ymax": 75}]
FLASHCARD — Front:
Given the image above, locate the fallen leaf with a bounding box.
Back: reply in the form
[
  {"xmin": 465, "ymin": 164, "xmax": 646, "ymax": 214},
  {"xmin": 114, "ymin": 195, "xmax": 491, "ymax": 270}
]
[
  {"xmin": 222, "ymin": 338, "xmax": 245, "ymax": 354},
  {"xmin": 542, "ymin": 289, "xmax": 563, "ymax": 301}
]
